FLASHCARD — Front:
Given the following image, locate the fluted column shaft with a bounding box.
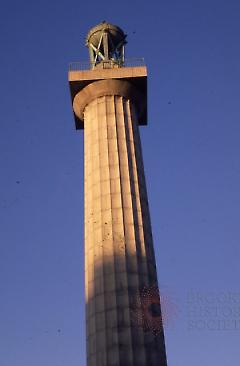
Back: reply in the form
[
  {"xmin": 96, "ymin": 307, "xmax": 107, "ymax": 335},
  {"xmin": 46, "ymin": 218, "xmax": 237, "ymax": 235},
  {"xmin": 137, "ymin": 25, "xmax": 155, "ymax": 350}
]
[{"xmin": 84, "ymin": 94, "xmax": 167, "ymax": 366}]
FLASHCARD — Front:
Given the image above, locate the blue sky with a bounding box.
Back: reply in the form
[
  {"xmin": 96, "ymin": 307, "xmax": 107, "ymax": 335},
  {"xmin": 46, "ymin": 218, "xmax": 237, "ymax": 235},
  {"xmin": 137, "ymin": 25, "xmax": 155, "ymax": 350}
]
[{"xmin": 1, "ymin": 0, "xmax": 240, "ymax": 365}]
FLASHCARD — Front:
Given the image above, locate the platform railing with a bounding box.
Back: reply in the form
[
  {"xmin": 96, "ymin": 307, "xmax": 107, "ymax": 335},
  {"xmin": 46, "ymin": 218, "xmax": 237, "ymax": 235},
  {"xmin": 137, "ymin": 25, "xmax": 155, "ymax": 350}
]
[{"xmin": 69, "ymin": 58, "xmax": 145, "ymax": 71}]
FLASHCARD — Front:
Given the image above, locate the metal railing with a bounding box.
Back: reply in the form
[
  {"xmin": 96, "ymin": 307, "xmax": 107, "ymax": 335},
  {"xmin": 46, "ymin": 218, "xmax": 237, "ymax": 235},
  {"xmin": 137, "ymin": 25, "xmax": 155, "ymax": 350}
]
[{"xmin": 69, "ymin": 58, "xmax": 145, "ymax": 71}]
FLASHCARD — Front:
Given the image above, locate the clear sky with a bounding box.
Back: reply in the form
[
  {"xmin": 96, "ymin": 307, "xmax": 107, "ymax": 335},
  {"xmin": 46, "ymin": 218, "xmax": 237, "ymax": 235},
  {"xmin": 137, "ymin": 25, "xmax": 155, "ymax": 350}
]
[{"xmin": 1, "ymin": 0, "xmax": 240, "ymax": 365}]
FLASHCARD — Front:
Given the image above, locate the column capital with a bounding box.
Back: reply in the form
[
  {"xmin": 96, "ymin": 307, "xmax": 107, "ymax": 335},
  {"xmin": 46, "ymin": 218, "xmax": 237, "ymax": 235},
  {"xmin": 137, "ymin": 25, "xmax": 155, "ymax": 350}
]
[{"xmin": 73, "ymin": 79, "xmax": 145, "ymax": 128}]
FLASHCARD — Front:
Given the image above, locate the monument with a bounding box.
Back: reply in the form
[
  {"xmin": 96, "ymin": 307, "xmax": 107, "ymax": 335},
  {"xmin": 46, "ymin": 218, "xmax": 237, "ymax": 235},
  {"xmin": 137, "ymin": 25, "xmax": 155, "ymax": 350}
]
[{"xmin": 69, "ymin": 21, "xmax": 168, "ymax": 366}]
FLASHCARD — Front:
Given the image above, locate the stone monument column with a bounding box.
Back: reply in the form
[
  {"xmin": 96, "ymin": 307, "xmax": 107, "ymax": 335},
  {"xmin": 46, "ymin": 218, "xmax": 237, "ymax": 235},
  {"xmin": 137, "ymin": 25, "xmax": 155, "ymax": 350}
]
[{"xmin": 69, "ymin": 22, "xmax": 168, "ymax": 366}]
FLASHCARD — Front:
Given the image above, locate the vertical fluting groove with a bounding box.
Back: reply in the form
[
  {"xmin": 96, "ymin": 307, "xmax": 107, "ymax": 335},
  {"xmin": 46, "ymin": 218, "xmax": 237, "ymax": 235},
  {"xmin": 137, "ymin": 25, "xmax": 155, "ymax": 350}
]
[
  {"xmin": 94, "ymin": 99, "xmax": 100, "ymax": 365},
  {"xmin": 99, "ymin": 97, "xmax": 108, "ymax": 347},
  {"xmin": 122, "ymin": 98, "xmax": 151, "ymax": 364},
  {"xmin": 110, "ymin": 95, "xmax": 133, "ymax": 365},
  {"xmin": 84, "ymin": 113, "xmax": 89, "ymax": 364},
  {"xmin": 92, "ymin": 101, "xmax": 98, "ymax": 366},
  {"xmin": 84, "ymin": 107, "xmax": 89, "ymax": 366},
  {"xmin": 130, "ymin": 103, "xmax": 168, "ymax": 366},
  {"xmin": 125, "ymin": 101, "xmax": 157, "ymax": 363},
  {"xmin": 123, "ymin": 100, "xmax": 144, "ymax": 274},
  {"xmin": 84, "ymin": 114, "xmax": 88, "ymax": 303},
  {"xmin": 105, "ymin": 95, "xmax": 120, "ymax": 366},
  {"xmin": 100, "ymin": 96, "xmax": 113, "ymax": 366},
  {"xmin": 122, "ymin": 95, "xmax": 147, "ymax": 365},
  {"xmin": 114, "ymin": 96, "xmax": 134, "ymax": 365},
  {"xmin": 124, "ymin": 97, "xmax": 149, "ymax": 365},
  {"xmin": 91, "ymin": 101, "xmax": 97, "ymax": 366},
  {"xmin": 95, "ymin": 97, "xmax": 107, "ymax": 366},
  {"xmin": 125, "ymin": 102, "xmax": 156, "ymax": 361},
  {"xmin": 85, "ymin": 102, "xmax": 97, "ymax": 366},
  {"xmin": 125, "ymin": 100, "xmax": 149, "ymax": 284},
  {"xmin": 130, "ymin": 104, "xmax": 157, "ymax": 283}
]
